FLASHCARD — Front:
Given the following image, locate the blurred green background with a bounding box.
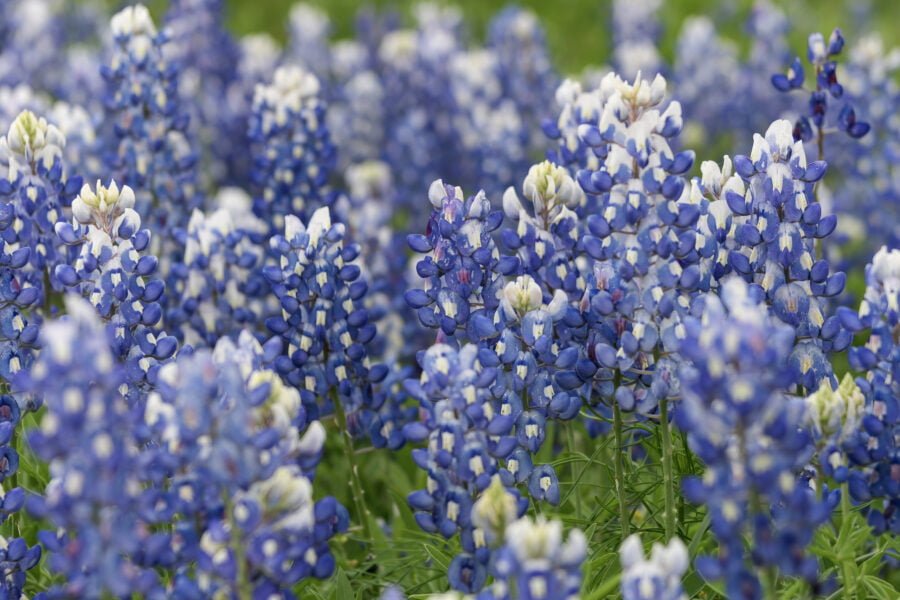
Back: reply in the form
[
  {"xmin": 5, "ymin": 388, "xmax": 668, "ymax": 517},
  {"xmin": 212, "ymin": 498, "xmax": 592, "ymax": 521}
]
[{"xmin": 144, "ymin": 0, "xmax": 900, "ymax": 75}]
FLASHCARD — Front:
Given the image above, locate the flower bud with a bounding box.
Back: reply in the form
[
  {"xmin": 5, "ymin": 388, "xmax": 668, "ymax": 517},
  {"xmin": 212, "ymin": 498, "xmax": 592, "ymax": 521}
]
[
  {"xmin": 471, "ymin": 476, "xmax": 517, "ymax": 545},
  {"xmin": 805, "ymin": 373, "xmax": 864, "ymax": 441}
]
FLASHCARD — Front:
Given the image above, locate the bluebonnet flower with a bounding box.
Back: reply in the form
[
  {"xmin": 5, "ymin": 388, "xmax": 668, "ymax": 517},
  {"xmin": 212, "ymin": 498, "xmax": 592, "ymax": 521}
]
[
  {"xmin": 0, "ymin": 390, "xmax": 41, "ymax": 597},
  {"xmin": 328, "ymin": 69, "xmax": 385, "ymax": 171},
  {"xmin": 805, "ymin": 372, "xmax": 865, "ymax": 445},
  {"xmin": 487, "ymin": 7, "xmax": 558, "ymax": 158},
  {"xmin": 249, "ymin": 65, "xmax": 336, "ymax": 232},
  {"xmin": 544, "ymin": 78, "xmax": 604, "ymax": 173},
  {"xmin": 673, "ymin": 18, "xmax": 741, "ymax": 149},
  {"xmin": 619, "ymin": 534, "xmax": 688, "ymax": 600},
  {"xmin": 494, "ymin": 272, "xmax": 580, "ymax": 421},
  {"xmin": 22, "ymin": 295, "xmax": 166, "ymax": 598},
  {"xmin": 448, "ymin": 50, "xmax": 528, "ymax": 195},
  {"xmin": 166, "ymin": 187, "xmax": 268, "ymax": 348},
  {"xmin": 714, "ymin": 119, "xmax": 850, "ymax": 389},
  {"xmin": 405, "ymin": 180, "xmax": 504, "ymax": 340},
  {"xmin": 677, "ymin": 278, "xmax": 833, "ymax": 598},
  {"xmin": 219, "ymin": 32, "xmax": 282, "ymax": 189},
  {"xmin": 403, "ymin": 345, "xmax": 527, "ymax": 591},
  {"xmin": 0, "ymin": 111, "xmax": 78, "ymax": 391},
  {"xmin": 772, "ymin": 28, "xmax": 870, "ymax": 151},
  {"xmin": 568, "ymin": 72, "xmax": 705, "ymax": 415},
  {"xmin": 145, "ymin": 337, "xmax": 347, "ymax": 595},
  {"xmin": 101, "ymin": 4, "xmax": 201, "ymax": 245},
  {"xmin": 475, "ymin": 490, "xmax": 587, "ymax": 600},
  {"xmin": 163, "ymin": 0, "xmax": 241, "ymax": 189},
  {"xmin": 500, "ymin": 161, "xmax": 585, "ymax": 298},
  {"xmin": 54, "ymin": 179, "xmax": 178, "ymax": 396},
  {"xmin": 287, "ymin": 3, "xmax": 333, "ymax": 82},
  {"xmin": 826, "ymin": 35, "xmax": 900, "ymax": 254},
  {"xmin": 0, "ymin": 110, "xmax": 82, "ymax": 308},
  {"xmin": 265, "ymin": 206, "xmax": 386, "ymax": 431},
  {"xmin": 611, "ymin": 0, "xmax": 663, "ymax": 79},
  {"xmin": 377, "ymin": 14, "xmax": 461, "ymax": 208},
  {"xmin": 402, "ymin": 319, "xmax": 582, "ymax": 592},
  {"xmin": 0, "ymin": 532, "xmax": 42, "ymax": 599},
  {"xmin": 840, "ymin": 247, "xmax": 900, "ymax": 534}
]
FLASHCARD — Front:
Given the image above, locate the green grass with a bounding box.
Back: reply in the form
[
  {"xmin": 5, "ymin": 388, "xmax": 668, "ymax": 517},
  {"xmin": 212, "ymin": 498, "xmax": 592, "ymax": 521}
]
[{"xmin": 211, "ymin": 0, "xmax": 900, "ymax": 76}]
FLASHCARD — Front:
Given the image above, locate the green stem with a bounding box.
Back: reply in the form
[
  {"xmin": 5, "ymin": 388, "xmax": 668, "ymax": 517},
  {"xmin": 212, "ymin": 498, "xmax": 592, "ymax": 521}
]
[
  {"xmin": 584, "ymin": 572, "xmax": 622, "ymax": 600},
  {"xmin": 659, "ymin": 397, "xmax": 676, "ymax": 540},
  {"xmin": 613, "ymin": 401, "xmax": 629, "ymax": 540},
  {"xmin": 838, "ymin": 482, "xmax": 857, "ymax": 599},
  {"xmin": 332, "ymin": 391, "xmax": 374, "ymax": 542},
  {"xmin": 566, "ymin": 425, "xmax": 583, "ymax": 521}
]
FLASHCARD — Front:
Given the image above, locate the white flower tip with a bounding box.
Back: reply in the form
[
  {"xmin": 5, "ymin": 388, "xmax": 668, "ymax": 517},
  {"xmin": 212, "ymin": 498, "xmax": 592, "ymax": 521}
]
[
  {"xmin": 428, "ymin": 179, "xmax": 446, "ymax": 208},
  {"xmin": 110, "ymin": 4, "xmax": 157, "ymax": 38},
  {"xmin": 284, "ymin": 214, "xmax": 306, "ymax": 241},
  {"xmin": 619, "ymin": 533, "xmax": 645, "ymax": 569},
  {"xmin": 501, "ymin": 186, "xmax": 521, "ymax": 219}
]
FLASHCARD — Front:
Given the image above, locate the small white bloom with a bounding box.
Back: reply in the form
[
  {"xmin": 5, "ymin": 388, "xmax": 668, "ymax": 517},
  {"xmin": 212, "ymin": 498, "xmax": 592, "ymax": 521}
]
[
  {"xmin": 500, "ymin": 275, "xmax": 543, "ymax": 319},
  {"xmin": 471, "ymin": 476, "xmax": 518, "ymax": 545}
]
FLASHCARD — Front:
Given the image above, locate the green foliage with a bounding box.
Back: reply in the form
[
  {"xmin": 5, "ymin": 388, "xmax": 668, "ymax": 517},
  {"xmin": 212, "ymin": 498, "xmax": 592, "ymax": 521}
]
[{"xmin": 212, "ymin": 0, "xmax": 900, "ymax": 76}]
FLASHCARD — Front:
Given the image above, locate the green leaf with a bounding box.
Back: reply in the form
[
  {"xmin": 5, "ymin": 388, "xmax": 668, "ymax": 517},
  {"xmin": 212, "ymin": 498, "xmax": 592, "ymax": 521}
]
[
  {"xmin": 861, "ymin": 575, "xmax": 900, "ymax": 600},
  {"xmin": 331, "ymin": 568, "xmax": 354, "ymax": 600}
]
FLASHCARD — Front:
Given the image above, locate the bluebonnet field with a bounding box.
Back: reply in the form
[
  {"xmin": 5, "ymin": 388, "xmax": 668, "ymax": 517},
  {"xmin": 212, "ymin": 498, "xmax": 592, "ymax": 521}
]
[{"xmin": 0, "ymin": 0, "xmax": 897, "ymax": 598}]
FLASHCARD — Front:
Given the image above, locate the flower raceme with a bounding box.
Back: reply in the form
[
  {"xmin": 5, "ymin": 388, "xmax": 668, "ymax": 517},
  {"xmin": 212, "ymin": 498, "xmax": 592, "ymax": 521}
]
[{"xmin": 0, "ymin": 3, "xmax": 895, "ymax": 599}]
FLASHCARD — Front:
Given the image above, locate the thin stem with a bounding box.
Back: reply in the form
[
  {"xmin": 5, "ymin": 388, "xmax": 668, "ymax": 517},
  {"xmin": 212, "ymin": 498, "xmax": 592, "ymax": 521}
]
[
  {"xmin": 566, "ymin": 425, "xmax": 583, "ymax": 521},
  {"xmin": 613, "ymin": 401, "xmax": 629, "ymax": 540},
  {"xmin": 838, "ymin": 482, "xmax": 857, "ymax": 599},
  {"xmin": 817, "ymin": 126, "xmax": 825, "ymax": 162},
  {"xmin": 659, "ymin": 398, "xmax": 676, "ymax": 540},
  {"xmin": 332, "ymin": 390, "xmax": 374, "ymax": 542}
]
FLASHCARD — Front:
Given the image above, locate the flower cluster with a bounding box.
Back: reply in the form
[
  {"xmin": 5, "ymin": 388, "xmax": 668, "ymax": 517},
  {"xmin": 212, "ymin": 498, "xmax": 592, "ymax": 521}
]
[
  {"xmin": 265, "ymin": 207, "xmax": 386, "ymax": 431},
  {"xmin": 0, "ymin": 2, "xmax": 897, "ymax": 598},
  {"xmin": 0, "ymin": 110, "xmax": 78, "ymax": 387},
  {"xmin": 22, "ymin": 295, "xmax": 165, "ymax": 597},
  {"xmin": 146, "ymin": 335, "xmax": 348, "ymax": 596},
  {"xmin": 249, "ymin": 65, "xmax": 336, "ymax": 232},
  {"xmin": 405, "ymin": 180, "xmax": 504, "ymax": 339},
  {"xmin": 772, "ymin": 28, "xmax": 871, "ymax": 149},
  {"xmin": 101, "ymin": 5, "xmax": 201, "ymax": 246},
  {"xmin": 569, "ymin": 73, "xmax": 702, "ymax": 415},
  {"xmin": 619, "ymin": 534, "xmax": 688, "ymax": 600},
  {"xmin": 21, "ymin": 297, "xmax": 346, "ymax": 597},
  {"xmin": 709, "ymin": 119, "xmax": 850, "ymax": 390},
  {"xmin": 0, "ymin": 110, "xmax": 81, "ymax": 308},
  {"xmin": 476, "ymin": 512, "xmax": 585, "ymax": 599},
  {"xmin": 55, "ymin": 179, "xmax": 177, "ymax": 396},
  {"xmin": 166, "ymin": 187, "xmax": 268, "ymax": 348},
  {"xmin": 840, "ymin": 247, "xmax": 900, "ymax": 534},
  {"xmin": 677, "ymin": 278, "xmax": 833, "ymax": 598}
]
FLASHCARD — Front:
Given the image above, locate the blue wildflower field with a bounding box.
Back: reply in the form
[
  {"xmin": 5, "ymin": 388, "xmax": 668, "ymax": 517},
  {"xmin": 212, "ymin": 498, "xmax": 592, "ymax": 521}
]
[{"xmin": 0, "ymin": 0, "xmax": 897, "ymax": 598}]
